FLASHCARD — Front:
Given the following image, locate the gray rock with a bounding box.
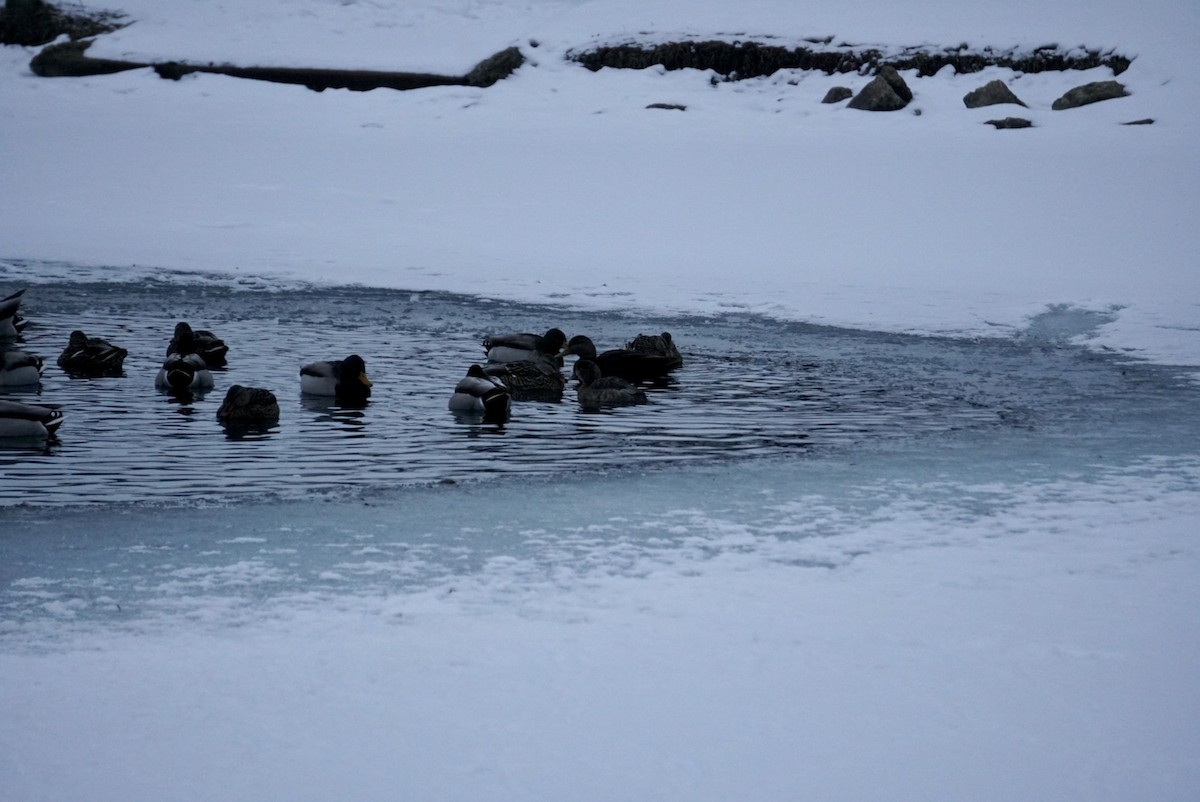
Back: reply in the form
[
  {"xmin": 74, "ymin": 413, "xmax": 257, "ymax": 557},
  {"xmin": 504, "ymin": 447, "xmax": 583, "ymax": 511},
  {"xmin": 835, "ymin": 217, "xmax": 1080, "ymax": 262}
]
[
  {"xmin": 963, "ymin": 80, "xmax": 1027, "ymax": 109},
  {"xmin": 847, "ymin": 69, "xmax": 911, "ymax": 112},
  {"xmin": 985, "ymin": 117, "xmax": 1034, "ymax": 129},
  {"xmin": 1051, "ymin": 80, "xmax": 1129, "ymax": 110},
  {"xmin": 878, "ymin": 66, "xmax": 913, "ymax": 103},
  {"xmin": 646, "ymin": 102, "xmax": 687, "ymax": 111},
  {"xmin": 821, "ymin": 86, "xmax": 853, "ymax": 104},
  {"xmin": 1122, "ymin": 118, "xmax": 1155, "ymax": 125}
]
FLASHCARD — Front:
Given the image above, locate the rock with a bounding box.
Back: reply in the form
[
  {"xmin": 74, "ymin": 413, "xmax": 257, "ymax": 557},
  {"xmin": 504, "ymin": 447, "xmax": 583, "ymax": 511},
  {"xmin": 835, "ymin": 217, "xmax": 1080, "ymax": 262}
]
[
  {"xmin": 30, "ymin": 39, "xmax": 145, "ymax": 77},
  {"xmin": 821, "ymin": 86, "xmax": 853, "ymax": 104},
  {"xmin": 1121, "ymin": 118, "xmax": 1155, "ymax": 125},
  {"xmin": 985, "ymin": 117, "xmax": 1034, "ymax": 129},
  {"xmin": 878, "ymin": 65, "xmax": 913, "ymax": 102},
  {"xmin": 464, "ymin": 46, "xmax": 524, "ymax": 87},
  {"xmin": 963, "ymin": 79, "xmax": 1027, "ymax": 108},
  {"xmin": 646, "ymin": 103, "xmax": 686, "ymax": 111},
  {"xmin": 847, "ymin": 67, "xmax": 912, "ymax": 111},
  {"xmin": 1051, "ymin": 80, "xmax": 1129, "ymax": 110}
]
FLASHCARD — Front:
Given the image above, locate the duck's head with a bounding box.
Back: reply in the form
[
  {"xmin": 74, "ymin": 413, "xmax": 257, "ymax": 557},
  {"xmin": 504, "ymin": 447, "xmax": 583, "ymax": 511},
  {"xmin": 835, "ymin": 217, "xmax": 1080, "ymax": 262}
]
[
  {"xmin": 560, "ymin": 335, "xmax": 597, "ymax": 360},
  {"xmin": 573, "ymin": 359, "xmax": 603, "ymax": 387},
  {"xmin": 541, "ymin": 328, "xmax": 568, "ymax": 353},
  {"xmin": 339, "ymin": 354, "xmax": 372, "ymax": 386},
  {"xmin": 68, "ymin": 330, "xmax": 89, "ymax": 348}
]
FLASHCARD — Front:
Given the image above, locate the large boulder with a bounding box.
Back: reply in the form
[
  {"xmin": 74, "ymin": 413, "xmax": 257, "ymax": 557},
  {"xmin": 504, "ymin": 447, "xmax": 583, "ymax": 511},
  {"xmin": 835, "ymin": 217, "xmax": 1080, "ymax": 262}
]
[
  {"xmin": 1051, "ymin": 80, "xmax": 1129, "ymax": 110},
  {"xmin": 963, "ymin": 79, "xmax": 1027, "ymax": 108},
  {"xmin": 847, "ymin": 66, "xmax": 912, "ymax": 111}
]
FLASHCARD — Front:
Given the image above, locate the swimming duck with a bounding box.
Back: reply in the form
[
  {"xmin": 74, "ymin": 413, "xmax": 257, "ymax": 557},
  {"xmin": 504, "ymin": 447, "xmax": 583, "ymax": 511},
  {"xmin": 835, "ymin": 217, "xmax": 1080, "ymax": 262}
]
[
  {"xmin": 167, "ymin": 321, "xmax": 229, "ymax": 368},
  {"xmin": 0, "ymin": 349, "xmax": 44, "ymax": 387},
  {"xmin": 155, "ymin": 352, "xmax": 214, "ymax": 391},
  {"xmin": 483, "ymin": 328, "xmax": 567, "ymax": 364},
  {"xmin": 559, "ymin": 335, "xmax": 680, "ymax": 383},
  {"xmin": 300, "ymin": 354, "xmax": 372, "ymax": 404},
  {"xmin": 480, "ymin": 356, "xmax": 565, "ymax": 401},
  {"xmin": 573, "ymin": 359, "xmax": 648, "ymax": 408},
  {"xmin": 0, "ymin": 399, "xmax": 64, "ymax": 439},
  {"xmin": 626, "ymin": 331, "xmax": 683, "ymax": 369},
  {"xmin": 449, "ymin": 364, "xmax": 511, "ymax": 421},
  {"xmin": 0, "ymin": 288, "xmax": 29, "ymax": 338},
  {"xmin": 217, "ymin": 384, "xmax": 280, "ymax": 424},
  {"xmin": 57, "ymin": 330, "xmax": 128, "ymax": 376}
]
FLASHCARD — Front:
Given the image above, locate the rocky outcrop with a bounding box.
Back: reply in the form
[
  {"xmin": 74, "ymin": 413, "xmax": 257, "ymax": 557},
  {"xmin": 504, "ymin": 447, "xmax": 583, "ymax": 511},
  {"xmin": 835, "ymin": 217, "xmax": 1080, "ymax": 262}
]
[
  {"xmin": 0, "ymin": 0, "xmax": 122, "ymax": 46},
  {"xmin": 569, "ymin": 39, "xmax": 1132, "ymax": 79},
  {"xmin": 847, "ymin": 66, "xmax": 912, "ymax": 111},
  {"xmin": 963, "ymin": 80, "xmax": 1026, "ymax": 108},
  {"xmin": 1052, "ymin": 80, "xmax": 1129, "ymax": 110},
  {"xmin": 30, "ymin": 38, "xmax": 525, "ymax": 92}
]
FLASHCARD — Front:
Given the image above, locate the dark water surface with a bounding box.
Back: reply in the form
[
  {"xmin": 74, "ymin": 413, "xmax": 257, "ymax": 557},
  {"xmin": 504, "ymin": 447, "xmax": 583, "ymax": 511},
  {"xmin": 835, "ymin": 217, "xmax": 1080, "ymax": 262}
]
[{"xmin": 1, "ymin": 267, "xmax": 1197, "ymax": 507}]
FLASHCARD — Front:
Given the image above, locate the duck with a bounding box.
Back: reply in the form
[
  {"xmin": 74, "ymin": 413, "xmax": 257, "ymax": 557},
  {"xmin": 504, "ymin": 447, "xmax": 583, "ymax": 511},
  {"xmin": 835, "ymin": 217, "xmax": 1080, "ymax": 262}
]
[
  {"xmin": 167, "ymin": 321, "xmax": 229, "ymax": 368},
  {"xmin": 559, "ymin": 334, "xmax": 680, "ymax": 383},
  {"xmin": 483, "ymin": 327, "xmax": 567, "ymax": 364},
  {"xmin": 217, "ymin": 384, "xmax": 280, "ymax": 424},
  {"xmin": 0, "ymin": 288, "xmax": 29, "ymax": 338},
  {"xmin": 155, "ymin": 352, "xmax": 214, "ymax": 391},
  {"xmin": 57, "ymin": 330, "xmax": 128, "ymax": 376},
  {"xmin": 0, "ymin": 399, "xmax": 64, "ymax": 439},
  {"xmin": 479, "ymin": 356, "xmax": 565, "ymax": 401},
  {"xmin": 0, "ymin": 349, "xmax": 44, "ymax": 387},
  {"xmin": 300, "ymin": 354, "xmax": 372, "ymax": 404},
  {"xmin": 449, "ymin": 364, "xmax": 511, "ymax": 421},
  {"xmin": 573, "ymin": 359, "xmax": 648, "ymax": 408},
  {"xmin": 626, "ymin": 331, "xmax": 683, "ymax": 368}
]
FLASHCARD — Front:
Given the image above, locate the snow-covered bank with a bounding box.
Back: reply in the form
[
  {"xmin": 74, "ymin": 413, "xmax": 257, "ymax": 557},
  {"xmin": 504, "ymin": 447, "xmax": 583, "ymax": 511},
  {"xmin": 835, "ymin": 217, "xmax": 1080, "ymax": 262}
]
[
  {"xmin": 2, "ymin": 0, "xmax": 1198, "ymax": 367},
  {"xmin": 3, "ymin": 456, "xmax": 1200, "ymax": 801}
]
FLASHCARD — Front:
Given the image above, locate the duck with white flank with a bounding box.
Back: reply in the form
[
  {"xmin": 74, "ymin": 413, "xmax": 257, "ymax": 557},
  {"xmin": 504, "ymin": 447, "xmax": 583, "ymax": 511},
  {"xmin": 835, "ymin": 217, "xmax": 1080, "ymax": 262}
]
[
  {"xmin": 0, "ymin": 349, "xmax": 44, "ymax": 387},
  {"xmin": 0, "ymin": 288, "xmax": 29, "ymax": 338},
  {"xmin": 483, "ymin": 327, "xmax": 567, "ymax": 365},
  {"xmin": 57, "ymin": 330, "xmax": 128, "ymax": 376},
  {"xmin": 300, "ymin": 355, "xmax": 372, "ymax": 404},
  {"xmin": 0, "ymin": 399, "xmax": 64, "ymax": 439},
  {"xmin": 573, "ymin": 359, "xmax": 648, "ymax": 408},
  {"xmin": 449, "ymin": 364, "xmax": 511, "ymax": 421},
  {"xmin": 155, "ymin": 352, "xmax": 214, "ymax": 391}
]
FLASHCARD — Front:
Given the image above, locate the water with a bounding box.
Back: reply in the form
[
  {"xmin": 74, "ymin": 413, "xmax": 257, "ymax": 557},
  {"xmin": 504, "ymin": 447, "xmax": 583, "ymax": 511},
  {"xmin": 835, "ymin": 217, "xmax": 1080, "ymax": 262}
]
[{"xmin": 2, "ymin": 264, "xmax": 1199, "ymax": 639}]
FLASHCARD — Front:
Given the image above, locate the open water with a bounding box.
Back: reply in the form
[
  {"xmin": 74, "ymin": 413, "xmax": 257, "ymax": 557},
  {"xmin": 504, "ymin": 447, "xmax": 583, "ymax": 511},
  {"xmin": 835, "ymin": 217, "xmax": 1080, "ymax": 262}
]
[{"xmin": 2, "ymin": 261, "xmax": 1199, "ymax": 639}]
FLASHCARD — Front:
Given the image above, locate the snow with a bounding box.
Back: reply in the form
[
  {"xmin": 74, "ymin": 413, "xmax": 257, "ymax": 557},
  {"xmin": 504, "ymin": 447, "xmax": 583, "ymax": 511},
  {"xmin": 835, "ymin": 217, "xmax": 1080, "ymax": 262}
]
[{"xmin": 2, "ymin": 0, "xmax": 1199, "ymax": 799}]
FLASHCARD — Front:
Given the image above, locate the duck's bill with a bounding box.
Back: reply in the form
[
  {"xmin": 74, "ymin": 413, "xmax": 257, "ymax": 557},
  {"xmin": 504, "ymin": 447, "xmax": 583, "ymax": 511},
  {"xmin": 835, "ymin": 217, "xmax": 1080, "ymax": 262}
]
[{"xmin": 359, "ymin": 373, "xmax": 373, "ymax": 387}]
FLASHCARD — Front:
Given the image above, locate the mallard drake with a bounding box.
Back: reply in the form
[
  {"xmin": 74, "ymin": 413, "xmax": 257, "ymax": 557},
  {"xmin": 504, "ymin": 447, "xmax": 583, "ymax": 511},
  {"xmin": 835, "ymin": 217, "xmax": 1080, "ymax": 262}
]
[
  {"xmin": 300, "ymin": 355, "xmax": 372, "ymax": 404},
  {"xmin": 167, "ymin": 321, "xmax": 229, "ymax": 368},
  {"xmin": 0, "ymin": 399, "xmax": 64, "ymax": 439},
  {"xmin": 449, "ymin": 364, "xmax": 511, "ymax": 420},
  {"xmin": 0, "ymin": 349, "xmax": 44, "ymax": 387},
  {"xmin": 57, "ymin": 330, "xmax": 128, "ymax": 376},
  {"xmin": 483, "ymin": 328, "xmax": 567, "ymax": 364},
  {"xmin": 155, "ymin": 352, "xmax": 214, "ymax": 391},
  {"xmin": 217, "ymin": 384, "xmax": 280, "ymax": 424},
  {"xmin": 559, "ymin": 335, "xmax": 680, "ymax": 383},
  {"xmin": 626, "ymin": 331, "xmax": 683, "ymax": 368},
  {"xmin": 0, "ymin": 288, "xmax": 29, "ymax": 338},
  {"xmin": 574, "ymin": 359, "xmax": 648, "ymax": 408},
  {"xmin": 480, "ymin": 356, "xmax": 565, "ymax": 401}
]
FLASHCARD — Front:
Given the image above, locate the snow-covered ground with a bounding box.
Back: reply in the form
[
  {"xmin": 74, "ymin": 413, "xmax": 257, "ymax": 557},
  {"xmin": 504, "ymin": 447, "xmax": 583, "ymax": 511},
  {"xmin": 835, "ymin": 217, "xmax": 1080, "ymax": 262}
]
[{"xmin": 2, "ymin": 1, "xmax": 1199, "ymax": 799}]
